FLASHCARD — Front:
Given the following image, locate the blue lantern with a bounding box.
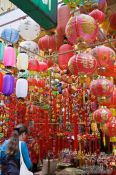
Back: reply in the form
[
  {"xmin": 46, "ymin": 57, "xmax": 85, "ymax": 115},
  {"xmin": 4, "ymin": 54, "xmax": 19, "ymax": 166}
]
[
  {"xmin": 0, "ymin": 41, "xmax": 4, "ymax": 61},
  {"xmin": 1, "ymin": 28, "xmax": 19, "ymax": 43},
  {"xmin": 2, "ymin": 73, "xmax": 14, "ymax": 96}
]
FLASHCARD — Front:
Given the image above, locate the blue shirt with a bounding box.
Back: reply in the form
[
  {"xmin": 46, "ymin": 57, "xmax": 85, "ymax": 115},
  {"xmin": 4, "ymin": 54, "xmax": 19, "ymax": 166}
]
[{"xmin": 0, "ymin": 140, "xmax": 32, "ymax": 170}]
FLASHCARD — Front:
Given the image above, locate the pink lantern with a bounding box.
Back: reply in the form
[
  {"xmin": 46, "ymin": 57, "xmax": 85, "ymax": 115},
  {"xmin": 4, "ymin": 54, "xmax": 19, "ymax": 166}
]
[
  {"xmin": 104, "ymin": 117, "xmax": 116, "ymax": 137},
  {"xmin": 77, "ymin": 14, "xmax": 98, "ymax": 42},
  {"xmin": 56, "ymin": 5, "xmax": 70, "ymax": 36},
  {"xmin": 38, "ymin": 34, "xmax": 63, "ymax": 52},
  {"xmin": 3, "ymin": 45, "xmax": 16, "ymax": 67},
  {"xmin": 89, "ymin": 9, "xmax": 105, "ymax": 24},
  {"xmin": 93, "ymin": 107, "xmax": 113, "ymax": 124},
  {"xmin": 92, "ymin": 46, "xmax": 116, "ymax": 69},
  {"xmin": 38, "ymin": 61, "xmax": 48, "ymax": 72},
  {"xmin": 58, "ymin": 44, "xmax": 74, "ymax": 70},
  {"xmin": 65, "ymin": 16, "xmax": 80, "ymax": 44},
  {"xmin": 28, "ymin": 58, "xmax": 39, "ymax": 71},
  {"xmin": 98, "ymin": 0, "xmax": 107, "ymax": 12},
  {"xmin": 90, "ymin": 77, "xmax": 114, "ymax": 97},
  {"xmin": 68, "ymin": 53, "xmax": 97, "ymax": 75}
]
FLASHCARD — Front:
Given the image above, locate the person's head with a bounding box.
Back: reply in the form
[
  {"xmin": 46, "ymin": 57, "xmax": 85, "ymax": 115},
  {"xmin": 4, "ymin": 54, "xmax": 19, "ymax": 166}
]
[{"xmin": 7, "ymin": 123, "xmax": 28, "ymax": 155}]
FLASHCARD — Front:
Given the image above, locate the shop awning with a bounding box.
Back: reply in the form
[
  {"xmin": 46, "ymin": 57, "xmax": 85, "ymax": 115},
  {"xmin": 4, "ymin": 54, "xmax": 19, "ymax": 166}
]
[{"xmin": 9, "ymin": 0, "xmax": 57, "ymax": 29}]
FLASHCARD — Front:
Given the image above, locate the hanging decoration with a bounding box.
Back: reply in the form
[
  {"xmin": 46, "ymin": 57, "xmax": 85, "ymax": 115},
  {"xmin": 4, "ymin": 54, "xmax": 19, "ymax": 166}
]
[
  {"xmin": 16, "ymin": 78, "xmax": 28, "ymax": 98},
  {"xmin": 17, "ymin": 52, "xmax": 28, "ymax": 71},
  {"xmin": 2, "ymin": 73, "xmax": 14, "ymax": 96},
  {"xmin": 18, "ymin": 18, "xmax": 40, "ymax": 40},
  {"xmin": 1, "ymin": 28, "xmax": 19, "ymax": 43},
  {"xmin": 0, "ymin": 41, "xmax": 4, "ymax": 61},
  {"xmin": 89, "ymin": 9, "xmax": 105, "ymax": 24}
]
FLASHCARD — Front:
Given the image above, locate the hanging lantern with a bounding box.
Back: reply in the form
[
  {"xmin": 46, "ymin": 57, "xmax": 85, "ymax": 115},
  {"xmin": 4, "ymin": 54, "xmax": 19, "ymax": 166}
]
[
  {"xmin": 92, "ymin": 46, "xmax": 116, "ymax": 69},
  {"xmin": 16, "ymin": 78, "xmax": 28, "ymax": 98},
  {"xmin": 93, "ymin": 106, "xmax": 112, "ymax": 124},
  {"xmin": 1, "ymin": 28, "xmax": 19, "ymax": 43},
  {"xmin": 98, "ymin": 0, "xmax": 107, "ymax": 12},
  {"xmin": 89, "ymin": 9, "xmax": 105, "ymax": 24},
  {"xmin": 17, "ymin": 52, "xmax": 28, "ymax": 71},
  {"xmin": 2, "ymin": 73, "xmax": 14, "ymax": 96},
  {"xmin": 65, "ymin": 16, "xmax": 80, "ymax": 44},
  {"xmin": 38, "ymin": 34, "xmax": 63, "ymax": 53},
  {"xmin": 0, "ymin": 41, "xmax": 4, "ymax": 61},
  {"xmin": 43, "ymin": 59, "xmax": 53, "ymax": 68},
  {"xmin": 56, "ymin": 5, "xmax": 70, "ymax": 36},
  {"xmin": 90, "ymin": 77, "xmax": 114, "ymax": 97},
  {"xmin": 18, "ymin": 18, "xmax": 40, "ymax": 40},
  {"xmin": 68, "ymin": 53, "xmax": 97, "ymax": 75},
  {"xmin": 104, "ymin": 118, "xmax": 116, "ymax": 137},
  {"xmin": 18, "ymin": 41, "xmax": 39, "ymax": 59},
  {"xmin": 3, "ymin": 45, "xmax": 16, "ymax": 67},
  {"xmin": 109, "ymin": 13, "xmax": 116, "ymax": 30},
  {"xmin": 77, "ymin": 14, "xmax": 98, "ymax": 42},
  {"xmin": 38, "ymin": 61, "xmax": 48, "ymax": 72},
  {"xmin": 28, "ymin": 58, "xmax": 39, "ymax": 72},
  {"xmin": 37, "ymin": 79, "xmax": 46, "ymax": 88},
  {"xmin": 58, "ymin": 44, "xmax": 74, "ymax": 70},
  {"xmin": 0, "ymin": 72, "xmax": 3, "ymax": 92}
]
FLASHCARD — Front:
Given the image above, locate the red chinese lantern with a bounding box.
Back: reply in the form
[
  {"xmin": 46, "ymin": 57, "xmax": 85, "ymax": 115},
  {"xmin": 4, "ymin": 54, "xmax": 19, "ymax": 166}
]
[
  {"xmin": 98, "ymin": 0, "xmax": 107, "ymax": 12},
  {"xmin": 104, "ymin": 117, "xmax": 116, "ymax": 137},
  {"xmin": 92, "ymin": 46, "xmax": 116, "ymax": 69},
  {"xmin": 97, "ymin": 66, "xmax": 116, "ymax": 78},
  {"xmin": 68, "ymin": 53, "xmax": 97, "ymax": 75},
  {"xmin": 28, "ymin": 59, "xmax": 39, "ymax": 71},
  {"xmin": 58, "ymin": 44, "xmax": 74, "ymax": 70},
  {"xmin": 37, "ymin": 79, "xmax": 46, "ymax": 88},
  {"xmin": 0, "ymin": 72, "xmax": 3, "ymax": 92},
  {"xmin": 93, "ymin": 106, "xmax": 113, "ymax": 124},
  {"xmin": 90, "ymin": 77, "xmax": 114, "ymax": 97},
  {"xmin": 56, "ymin": 5, "xmax": 70, "ymax": 36},
  {"xmin": 43, "ymin": 59, "xmax": 53, "ymax": 68},
  {"xmin": 38, "ymin": 34, "xmax": 63, "ymax": 52},
  {"xmin": 38, "ymin": 61, "xmax": 48, "ymax": 72},
  {"xmin": 28, "ymin": 78, "xmax": 37, "ymax": 86},
  {"xmin": 109, "ymin": 13, "xmax": 116, "ymax": 30},
  {"xmin": 89, "ymin": 9, "xmax": 105, "ymax": 24}
]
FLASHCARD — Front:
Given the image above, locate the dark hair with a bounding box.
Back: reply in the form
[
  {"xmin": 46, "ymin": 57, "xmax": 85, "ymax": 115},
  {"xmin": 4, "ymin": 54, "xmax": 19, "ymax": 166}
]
[{"xmin": 7, "ymin": 123, "xmax": 28, "ymax": 155}]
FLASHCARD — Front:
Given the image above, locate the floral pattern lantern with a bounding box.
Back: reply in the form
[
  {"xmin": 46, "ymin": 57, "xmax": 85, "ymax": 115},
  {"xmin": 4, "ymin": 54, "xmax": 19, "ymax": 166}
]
[
  {"xmin": 3, "ymin": 45, "xmax": 16, "ymax": 67},
  {"xmin": 104, "ymin": 118, "xmax": 116, "ymax": 137},
  {"xmin": 0, "ymin": 41, "xmax": 4, "ymax": 61},
  {"xmin": 1, "ymin": 28, "xmax": 19, "ymax": 43},
  {"xmin": 68, "ymin": 53, "xmax": 97, "ymax": 75},
  {"xmin": 2, "ymin": 73, "xmax": 14, "ymax": 96},
  {"xmin": 89, "ymin": 9, "xmax": 105, "ymax": 24},
  {"xmin": 77, "ymin": 14, "xmax": 98, "ymax": 42},
  {"xmin": 16, "ymin": 78, "xmax": 28, "ymax": 98},
  {"xmin": 92, "ymin": 46, "xmax": 116, "ymax": 69},
  {"xmin": 58, "ymin": 44, "xmax": 74, "ymax": 70},
  {"xmin": 18, "ymin": 41, "xmax": 39, "ymax": 59},
  {"xmin": 38, "ymin": 34, "xmax": 63, "ymax": 53},
  {"xmin": 90, "ymin": 77, "xmax": 114, "ymax": 97},
  {"xmin": 18, "ymin": 18, "xmax": 40, "ymax": 40},
  {"xmin": 93, "ymin": 107, "xmax": 113, "ymax": 124},
  {"xmin": 17, "ymin": 52, "xmax": 28, "ymax": 71}
]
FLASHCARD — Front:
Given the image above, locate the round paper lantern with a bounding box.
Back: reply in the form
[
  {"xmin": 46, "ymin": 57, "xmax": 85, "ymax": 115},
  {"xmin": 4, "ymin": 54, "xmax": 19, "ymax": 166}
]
[
  {"xmin": 93, "ymin": 107, "xmax": 112, "ymax": 124},
  {"xmin": 38, "ymin": 62, "xmax": 48, "ymax": 72},
  {"xmin": 37, "ymin": 79, "xmax": 46, "ymax": 88},
  {"xmin": 1, "ymin": 28, "xmax": 19, "ymax": 43},
  {"xmin": 18, "ymin": 18, "xmax": 40, "ymax": 40},
  {"xmin": 43, "ymin": 59, "xmax": 53, "ymax": 68},
  {"xmin": 18, "ymin": 41, "xmax": 39, "ymax": 59},
  {"xmin": 0, "ymin": 72, "xmax": 3, "ymax": 92},
  {"xmin": 90, "ymin": 77, "xmax": 114, "ymax": 97},
  {"xmin": 0, "ymin": 41, "xmax": 4, "ymax": 61},
  {"xmin": 98, "ymin": 0, "xmax": 107, "ymax": 12},
  {"xmin": 77, "ymin": 14, "xmax": 98, "ymax": 42},
  {"xmin": 3, "ymin": 45, "xmax": 16, "ymax": 67},
  {"xmin": 16, "ymin": 78, "xmax": 28, "ymax": 98},
  {"xmin": 38, "ymin": 34, "xmax": 63, "ymax": 52},
  {"xmin": 65, "ymin": 16, "xmax": 80, "ymax": 44},
  {"xmin": 104, "ymin": 118, "xmax": 116, "ymax": 137},
  {"xmin": 2, "ymin": 73, "xmax": 14, "ymax": 96},
  {"xmin": 89, "ymin": 9, "xmax": 105, "ymax": 24},
  {"xmin": 17, "ymin": 52, "xmax": 28, "ymax": 70},
  {"xmin": 56, "ymin": 5, "xmax": 70, "ymax": 36},
  {"xmin": 109, "ymin": 13, "xmax": 116, "ymax": 30},
  {"xmin": 28, "ymin": 59, "xmax": 39, "ymax": 71},
  {"xmin": 28, "ymin": 78, "xmax": 37, "ymax": 87},
  {"xmin": 92, "ymin": 46, "xmax": 116, "ymax": 69},
  {"xmin": 68, "ymin": 53, "xmax": 97, "ymax": 75},
  {"xmin": 58, "ymin": 44, "xmax": 74, "ymax": 70}
]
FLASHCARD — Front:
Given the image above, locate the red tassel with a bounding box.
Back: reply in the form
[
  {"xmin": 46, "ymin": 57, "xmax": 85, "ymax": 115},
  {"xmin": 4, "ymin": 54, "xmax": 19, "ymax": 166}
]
[{"xmin": 74, "ymin": 115, "xmax": 78, "ymax": 150}]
